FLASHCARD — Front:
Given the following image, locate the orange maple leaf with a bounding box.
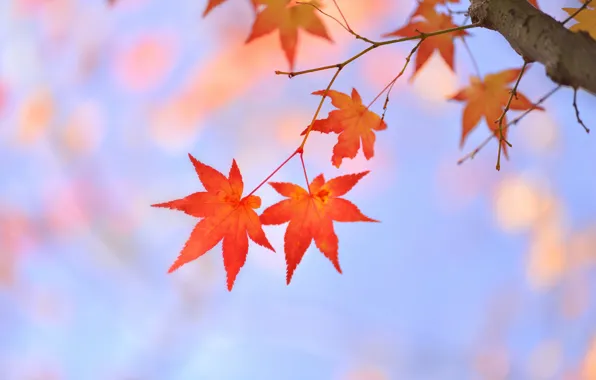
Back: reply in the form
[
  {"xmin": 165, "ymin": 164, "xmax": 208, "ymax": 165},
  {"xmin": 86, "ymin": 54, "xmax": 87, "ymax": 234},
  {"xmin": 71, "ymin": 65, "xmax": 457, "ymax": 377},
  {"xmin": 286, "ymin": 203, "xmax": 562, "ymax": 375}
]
[
  {"xmin": 246, "ymin": 0, "xmax": 332, "ymax": 70},
  {"xmin": 301, "ymin": 88, "xmax": 387, "ymax": 168},
  {"xmin": 563, "ymin": 5, "xmax": 596, "ymax": 39},
  {"xmin": 382, "ymin": 7, "xmax": 469, "ymax": 79},
  {"xmin": 449, "ymin": 68, "xmax": 544, "ymax": 155},
  {"xmin": 152, "ymin": 154, "xmax": 274, "ymax": 290},
  {"xmin": 203, "ymin": 0, "xmax": 258, "ymax": 17},
  {"xmin": 260, "ymin": 171, "xmax": 377, "ymax": 284}
]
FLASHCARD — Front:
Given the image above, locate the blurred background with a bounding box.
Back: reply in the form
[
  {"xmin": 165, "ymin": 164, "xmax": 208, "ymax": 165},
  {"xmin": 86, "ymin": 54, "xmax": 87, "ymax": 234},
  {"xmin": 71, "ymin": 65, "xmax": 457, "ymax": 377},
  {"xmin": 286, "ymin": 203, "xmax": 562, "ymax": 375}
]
[{"xmin": 1, "ymin": 0, "xmax": 595, "ymax": 379}]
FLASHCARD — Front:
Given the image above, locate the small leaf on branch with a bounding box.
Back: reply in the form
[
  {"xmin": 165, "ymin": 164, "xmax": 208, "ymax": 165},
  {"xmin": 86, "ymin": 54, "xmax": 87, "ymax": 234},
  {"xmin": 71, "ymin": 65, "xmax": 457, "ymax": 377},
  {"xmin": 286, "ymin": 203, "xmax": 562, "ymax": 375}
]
[
  {"xmin": 246, "ymin": 0, "xmax": 332, "ymax": 70},
  {"xmin": 152, "ymin": 154, "xmax": 274, "ymax": 291},
  {"xmin": 301, "ymin": 88, "xmax": 387, "ymax": 168},
  {"xmin": 260, "ymin": 171, "xmax": 377, "ymax": 284},
  {"xmin": 449, "ymin": 68, "xmax": 544, "ymax": 157},
  {"xmin": 382, "ymin": 7, "xmax": 469, "ymax": 79}
]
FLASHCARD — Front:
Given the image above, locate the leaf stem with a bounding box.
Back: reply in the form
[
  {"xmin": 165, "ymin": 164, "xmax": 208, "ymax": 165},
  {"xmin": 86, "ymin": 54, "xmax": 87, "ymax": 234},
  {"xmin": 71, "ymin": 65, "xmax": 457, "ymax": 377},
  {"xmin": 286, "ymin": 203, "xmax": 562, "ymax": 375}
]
[
  {"xmin": 494, "ymin": 61, "xmax": 528, "ymax": 171},
  {"xmin": 461, "ymin": 36, "xmax": 481, "ymax": 77},
  {"xmin": 332, "ymin": 0, "xmax": 352, "ymax": 33},
  {"xmin": 245, "ymin": 149, "xmax": 300, "ymax": 197},
  {"xmin": 458, "ymin": 85, "xmax": 562, "ymax": 165},
  {"xmin": 299, "ymin": 153, "xmax": 311, "ymax": 194}
]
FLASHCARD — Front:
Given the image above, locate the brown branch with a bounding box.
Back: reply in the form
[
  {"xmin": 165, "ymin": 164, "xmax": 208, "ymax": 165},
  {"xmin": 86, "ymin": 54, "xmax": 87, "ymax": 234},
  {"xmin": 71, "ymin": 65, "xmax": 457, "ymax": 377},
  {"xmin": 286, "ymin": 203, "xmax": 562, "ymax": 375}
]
[{"xmin": 468, "ymin": 0, "xmax": 596, "ymax": 95}]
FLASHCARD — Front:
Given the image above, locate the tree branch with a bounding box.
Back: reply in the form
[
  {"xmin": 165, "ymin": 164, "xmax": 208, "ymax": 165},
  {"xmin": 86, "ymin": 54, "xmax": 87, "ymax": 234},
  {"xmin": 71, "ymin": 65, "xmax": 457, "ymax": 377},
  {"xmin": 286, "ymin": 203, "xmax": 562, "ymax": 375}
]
[{"xmin": 468, "ymin": 0, "xmax": 596, "ymax": 95}]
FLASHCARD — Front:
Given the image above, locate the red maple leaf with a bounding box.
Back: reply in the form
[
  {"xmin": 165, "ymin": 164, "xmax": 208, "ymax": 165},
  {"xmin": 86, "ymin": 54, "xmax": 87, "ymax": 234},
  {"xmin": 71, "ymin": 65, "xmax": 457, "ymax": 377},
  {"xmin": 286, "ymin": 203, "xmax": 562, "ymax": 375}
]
[
  {"xmin": 301, "ymin": 88, "xmax": 387, "ymax": 168},
  {"xmin": 382, "ymin": 7, "xmax": 469, "ymax": 79},
  {"xmin": 246, "ymin": 0, "xmax": 332, "ymax": 70},
  {"xmin": 449, "ymin": 68, "xmax": 544, "ymax": 156},
  {"xmin": 260, "ymin": 171, "xmax": 377, "ymax": 284},
  {"xmin": 203, "ymin": 0, "xmax": 258, "ymax": 17},
  {"xmin": 152, "ymin": 154, "xmax": 274, "ymax": 290}
]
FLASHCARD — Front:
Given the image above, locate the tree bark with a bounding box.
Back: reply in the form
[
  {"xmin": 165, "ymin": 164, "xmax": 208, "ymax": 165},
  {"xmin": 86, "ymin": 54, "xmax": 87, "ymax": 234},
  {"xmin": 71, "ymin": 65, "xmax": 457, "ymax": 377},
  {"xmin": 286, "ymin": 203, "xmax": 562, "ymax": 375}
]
[{"xmin": 468, "ymin": 0, "xmax": 596, "ymax": 96}]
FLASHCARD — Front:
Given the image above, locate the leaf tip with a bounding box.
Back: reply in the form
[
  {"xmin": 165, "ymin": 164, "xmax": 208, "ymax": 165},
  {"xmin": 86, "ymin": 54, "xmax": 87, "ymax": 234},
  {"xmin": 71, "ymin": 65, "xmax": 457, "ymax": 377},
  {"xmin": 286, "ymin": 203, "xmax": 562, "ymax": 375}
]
[
  {"xmin": 167, "ymin": 263, "xmax": 179, "ymax": 273},
  {"xmin": 188, "ymin": 152, "xmax": 199, "ymax": 165}
]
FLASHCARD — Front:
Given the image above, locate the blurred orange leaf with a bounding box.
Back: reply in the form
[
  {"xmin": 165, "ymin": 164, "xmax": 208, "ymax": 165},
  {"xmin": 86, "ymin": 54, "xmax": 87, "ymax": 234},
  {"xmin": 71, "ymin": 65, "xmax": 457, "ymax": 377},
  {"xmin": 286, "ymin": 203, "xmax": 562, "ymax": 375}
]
[
  {"xmin": 246, "ymin": 0, "xmax": 332, "ymax": 70},
  {"xmin": 449, "ymin": 68, "xmax": 543, "ymax": 155},
  {"xmin": 113, "ymin": 32, "xmax": 177, "ymax": 92},
  {"xmin": 17, "ymin": 89, "xmax": 54, "ymax": 144},
  {"xmin": 382, "ymin": 7, "xmax": 468, "ymax": 79}
]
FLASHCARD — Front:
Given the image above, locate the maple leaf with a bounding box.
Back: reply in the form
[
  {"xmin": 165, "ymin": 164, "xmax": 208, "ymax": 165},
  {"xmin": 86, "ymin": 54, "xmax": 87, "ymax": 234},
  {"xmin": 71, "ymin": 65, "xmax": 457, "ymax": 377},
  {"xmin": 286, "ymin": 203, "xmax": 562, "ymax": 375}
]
[
  {"xmin": 382, "ymin": 7, "xmax": 469, "ymax": 79},
  {"xmin": 449, "ymin": 68, "xmax": 544, "ymax": 155},
  {"xmin": 203, "ymin": 0, "xmax": 258, "ymax": 17},
  {"xmin": 563, "ymin": 5, "xmax": 596, "ymax": 39},
  {"xmin": 152, "ymin": 154, "xmax": 274, "ymax": 290},
  {"xmin": 245, "ymin": 0, "xmax": 332, "ymax": 70},
  {"xmin": 260, "ymin": 171, "xmax": 377, "ymax": 284},
  {"xmin": 411, "ymin": 0, "xmax": 460, "ymax": 18},
  {"xmin": 301, "ymin": 88, "xmax": 387, "ymax": 167}
]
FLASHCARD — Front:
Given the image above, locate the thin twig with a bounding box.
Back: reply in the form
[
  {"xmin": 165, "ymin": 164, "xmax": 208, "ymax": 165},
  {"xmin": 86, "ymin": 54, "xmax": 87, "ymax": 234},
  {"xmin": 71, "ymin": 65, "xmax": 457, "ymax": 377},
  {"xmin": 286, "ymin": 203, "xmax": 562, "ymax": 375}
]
[
  {"xmin": 448, "ymin": 9, "xmax": 469, "ymax": 15},
  {"xmin": 275, "ymin": 23, "xmax": 478, "ymax": 77},
  {"xmin": 461, "ymin": 37, "xmax": 481, "ymax": 77},
  {"xmin": 298, "ymin": 67, "xmax": 343, "ymax": 150},
  {"xmin": 494, "ymin": 61, "xmax": 528, "ymax": 171},
  {"xmin": 573, "ymin": 88, "xmax": 590, "ymax": 133},
  {"xmin": 299, "ymin": 152, "xmax": 311, "ymax": 194},
  {"xmin": 332, "ymin": 0, "xmax": 351, "ymax": 32},
  {"xmin": 457, "ymin": 85, "xmax": 562, "ymax": 165},
  {"xmin": 367, "ymin": 39, "xmax": 423, "ymax": 113},
  {"xmin": 297, "ymin": 1, "xmax": 377, "ymax": 44},
  {"xmin": 296, "ymin": 1, "xmax": 350, "ymax": 34},
  {"xmin": 562, "ymin": 0, "xmax": 593, "ymax": 25}
]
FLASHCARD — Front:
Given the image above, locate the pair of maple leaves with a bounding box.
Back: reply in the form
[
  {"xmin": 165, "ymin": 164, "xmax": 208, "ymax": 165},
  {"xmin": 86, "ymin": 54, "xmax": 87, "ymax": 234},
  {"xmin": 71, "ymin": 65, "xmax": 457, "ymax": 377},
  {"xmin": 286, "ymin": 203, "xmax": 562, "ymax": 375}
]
[
  {"xmin": 205, "ymin": 0, "xmax": 331, "ymax": 70},
  {"xmin": 153, "ymin": 154, "xmax": 376, "ymax": 290}
]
